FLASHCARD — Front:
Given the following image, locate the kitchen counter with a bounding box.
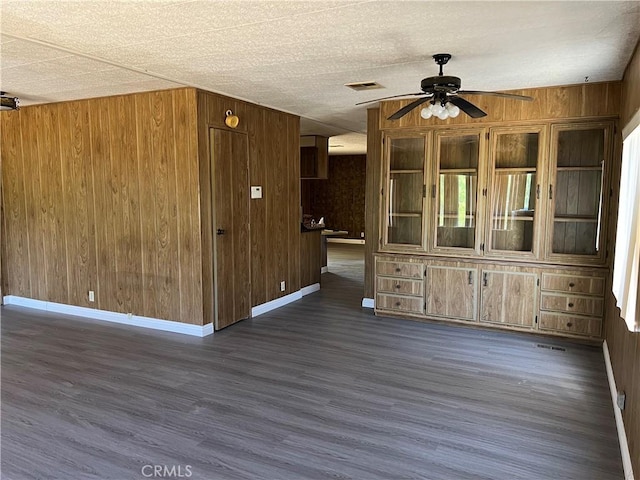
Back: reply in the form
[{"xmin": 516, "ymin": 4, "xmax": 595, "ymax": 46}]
[
  {"xmin": 320, "ymin": 229, "xmax": 348, "ymax": 269},
  {"xmin": 300, "ymin": 228, "xmax": 321, "ymax": 288}
]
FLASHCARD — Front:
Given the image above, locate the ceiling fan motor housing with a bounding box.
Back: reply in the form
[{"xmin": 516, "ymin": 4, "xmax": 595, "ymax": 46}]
[{"xmin": 421, "ymin": 75, "xmax": 461, "ymax": 93}]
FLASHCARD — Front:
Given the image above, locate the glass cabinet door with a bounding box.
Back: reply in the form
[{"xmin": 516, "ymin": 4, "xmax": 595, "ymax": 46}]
[
  {"xmin": 383, "ymin": 136, "xmax": 426, "ymax": 249},
  {"xmin": 546, "ymin": 123, "xmax": 611, "ymax": 262},
  {"xmin": 432, "ymin": 131, "xmax": 483, "ymax": 252},
  {"xmin": 487, "ymin": 127, "xmax": 544, "ymax": 257}
]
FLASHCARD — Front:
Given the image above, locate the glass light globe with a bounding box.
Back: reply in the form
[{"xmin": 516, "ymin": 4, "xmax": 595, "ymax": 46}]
[
  {"xmin": 420, "ymin": 107, "xmax": 433, "ymax": 119},
  {"xmin": 430, "ymin": 102, "xmax": 444, "ymax": 115},
  {"xmin": 437, "ymin": 109, "xmax": 449, "ymax": 120},
  {"xmin": 446, "ymin": 103, "xmax": 460, "ymax": 118}
]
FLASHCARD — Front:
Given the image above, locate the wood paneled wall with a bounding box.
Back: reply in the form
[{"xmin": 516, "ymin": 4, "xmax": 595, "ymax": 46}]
[
  {"xmin": 301, "ymin": 154, "xmax": 366, "ymax": 238},
  {"xmin": 0, "ymin": 88, "xmax": 204, "ymax": 324},
  {"xmin": 621, "ymin": 39, "xmax": 640, "ymax": 126},
  {"xmin": 380, "ymin": 82, "xmax": 621, "ymax": 130},
  {"xmin": 364, "ymin": 108, "xmax": 382, "ymax": 299},
  {"xmin": 605, "ymin": 41, "xmax": 640, "ymax": 476},
  {"xmin": 2, "ymin": 86, "xmax": 300, "ymax": 327},
  {"xmin": 196, "ymin": 90, "xmax": 300, "ymax": 312}
]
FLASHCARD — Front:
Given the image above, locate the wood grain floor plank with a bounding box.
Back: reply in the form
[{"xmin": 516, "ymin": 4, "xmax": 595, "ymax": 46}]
[{"xmin": 1, "ymin": 244, "xmax": 622, "ymax": 479}]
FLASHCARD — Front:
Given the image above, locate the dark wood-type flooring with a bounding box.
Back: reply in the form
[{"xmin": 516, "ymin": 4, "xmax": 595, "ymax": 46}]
[{"xmin": 1, "ymin": 244, "xmax": 623, "ymax": 479}]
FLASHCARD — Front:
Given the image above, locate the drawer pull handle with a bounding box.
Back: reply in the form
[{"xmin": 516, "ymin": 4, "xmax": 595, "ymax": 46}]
[
  {"xmin": 566, "ymin": 322, "xmax": 573, "ymax": 328},
  {"xmin": 396, "ymin": 284, "xmax": 401, "ymax": 289},
  {"xmin": 568, "ymin": 302, "xmax": 574, "ymax": 308},
  {"xmin": 395, "ymin": 301, "xmax": 401, "ymax": 307},
  {"xmin": 395, "ymin": 268, "xmax": 401, "ymax": 273},
  {"xmin": 569, "ymin": 282, "xmax": 575, "ymax": 288},
  {"xmin": 483, "ymin": 272, "xmax": 488, "ymax": 287}
]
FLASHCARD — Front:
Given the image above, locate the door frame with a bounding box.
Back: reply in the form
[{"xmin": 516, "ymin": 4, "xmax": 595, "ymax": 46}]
[{"xmin": 209, "ymin": 127, "xmax": 251, "ymax": 330}]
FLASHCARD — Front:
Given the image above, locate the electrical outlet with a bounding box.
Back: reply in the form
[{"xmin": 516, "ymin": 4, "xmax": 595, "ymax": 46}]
[
  {"xmin": 360, "ymin": 232, "xmax": 365, "ymax": 238},
  {"xmin": 88, "ymin": 290, "xmax": 95, "ymax": 302},
  {"xmin": 280, "ymin": 281, "xmax": 286, "ymax": 292}
]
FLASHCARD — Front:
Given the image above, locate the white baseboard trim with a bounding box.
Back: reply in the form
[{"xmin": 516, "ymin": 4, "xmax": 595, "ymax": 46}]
[
  {"xmin": 362, "ymin": 297, "xmax": 375, "ymax": 308},
  {"xmin": 301, "ymin": 283, "xmax": 320, "ymax": 296},
  {"xmin": 327, "ymin": 238, "xmax": 365, "ymax": 245},
  {"xmin": 603, "ymin": 340, "xmax": 635, "ymax": 480},
  {"xmin": 251, "ymin": 291, "xmax": 302, "ymax": 317},
  {"xmin": 321, "ymin": 266, "xmax": 329, "ymax": 274},
  {"xmin": 252, "ymin": 284, "xmax": 321, "ymax": 318},
  {"xmin": 3, "ymin": 295, "xmax": 214, "ymax": 337}
]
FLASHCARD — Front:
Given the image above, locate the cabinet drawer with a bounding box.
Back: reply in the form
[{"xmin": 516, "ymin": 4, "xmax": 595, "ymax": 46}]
[
  {"xmin": 376, "ymin": 261, "xmax": 424, "ymax": 279},
  {"xmin": 376, "ymin": 294, "xmax": 424, "ymax": 314},
  {"xmin": 541, "ymin": 273, "xmax": 605, "ymax": 296},
  {"xmin": 539, "ymin": 312, "xmax": 602, "ymax": 337},
  {"xmin": 377, "ymin": 277, "xmax": 423, "ymax": 297},
  {"xmin": 540, "ymin": 293, "xmax": 603, "ymax": 316}
]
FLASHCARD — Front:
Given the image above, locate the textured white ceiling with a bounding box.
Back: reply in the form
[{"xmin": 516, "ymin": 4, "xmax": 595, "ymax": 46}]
[{"xmin": 1, "ymin": 1, "xmax": 639, "ymax": 154}]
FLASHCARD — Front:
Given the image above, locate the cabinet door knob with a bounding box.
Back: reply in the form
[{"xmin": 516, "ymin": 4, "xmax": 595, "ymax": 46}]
[
  {"xmin": 569, "ymin": 282, "xmax": 575, "ymax": 288},
  {"xmin": 566, "ymin": 322, "xmax": 573, "ymax": 327},
  {"xmin": 396, "ymin": 284, "xmax": 401, "ymax": 289},
  {"xmin": 395, "ymin": 301, "xmax": 401, "ymax": 307},
  {"xmin": 217, "ymin": 228, "xmax": 225, "ymax": 235},
  {"xmin": 568, "ymin": 302, "xmax": 574, "ymax": 308},
  {"xmin": 395, "ymin": 267, "xmax": 401, "ymax": 272}
]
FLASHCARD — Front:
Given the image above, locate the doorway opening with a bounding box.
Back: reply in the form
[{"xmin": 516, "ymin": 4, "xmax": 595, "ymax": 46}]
[{"xmin": 320, "ymin": 242, "xmax": 365, "ymax": 307}]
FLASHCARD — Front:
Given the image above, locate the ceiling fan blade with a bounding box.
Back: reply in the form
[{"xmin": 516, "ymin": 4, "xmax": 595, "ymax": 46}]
[
  {"xmin": 458, "ymin": 90, "xmax": 533, "ymax": 101},
  {"xmin": 448, "ymin": 96, "xmax": 487, "ymax": 119},
  {"xmin": 355, "ymin": 92, "xmax": 425, "ymax": 106},
  {"xmin": 387, "ymin": 96, "xmax": 432, "ymax": 120}
]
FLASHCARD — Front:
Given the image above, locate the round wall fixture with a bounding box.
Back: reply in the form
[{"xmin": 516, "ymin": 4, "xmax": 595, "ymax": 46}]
[{"xmin": 224, "ymin": 109, "xmax": 239, "ymax": 128}]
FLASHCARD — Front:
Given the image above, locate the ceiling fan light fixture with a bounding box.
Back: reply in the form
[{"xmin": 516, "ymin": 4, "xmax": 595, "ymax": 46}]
[
  {"xmin": 420, "ymin": 107, "xmax": 433, "ymax": 119},
  {"xmin": 445, "ymin": 102, "xmax": 460, "ymax": 118},
  {"xmin": 430, "ymin": 102, "xmax": 445, "ymax": 116}
]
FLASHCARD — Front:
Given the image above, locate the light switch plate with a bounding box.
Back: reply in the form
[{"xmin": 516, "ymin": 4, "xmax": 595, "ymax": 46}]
[{"xmin": 251, "ymin": 186, "xmax": 262, "ymax": 199}]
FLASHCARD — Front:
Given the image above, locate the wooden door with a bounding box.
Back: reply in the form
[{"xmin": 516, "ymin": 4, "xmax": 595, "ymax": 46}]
[
  {"xmin": 211, "ymin": 128, "xmax": 250, "ymax": 330},
  {"xmin": 479, "ymin": 269, "xmax": 538, "ymax": 327},
  {"xmin": 425, "ymin": 264, "xmax": 476, "ymax": 321}
]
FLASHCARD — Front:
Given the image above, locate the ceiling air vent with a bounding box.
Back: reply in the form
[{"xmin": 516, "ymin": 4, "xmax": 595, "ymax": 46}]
[{"xmin": 344, "ymin": 81, "xmax": 383, "ymax": 91}]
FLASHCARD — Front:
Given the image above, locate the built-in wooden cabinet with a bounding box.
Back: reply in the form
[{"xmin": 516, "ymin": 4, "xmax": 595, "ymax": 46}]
[
  {"xmin": 375, "ymin": 256, "xmax": 425, "ymax": 316},
  {"xmin": 432, "ymin": 130, "xmax": 485, "ymax": 254},
  {"xmin": 545, "ymin": 123, "xmax": 612, "ymax": 264},
  {"xmin": 479, "ymin": 267, "xmax": 538, "ymax": 328},
  {"xmin": 425, "ymin": 262, "xmax": 477, "ymax": 321},
  {"xmin": 375, "ymin": 119, "xmax": 614, "ymax": 340},
  {"xmin": 538, "ymin": 269, "xmax": 605, "ymax": 337},
  {"xmin": 383, "ymin": 135, "xmax": 428, "ymax": 250},
  {"xmin": 376, "ymin": 254, "xmax": 605, "ymax": 339},
  {"xmin": 486, "ymin": 126, "xmax": 545, "ymax": 259}
]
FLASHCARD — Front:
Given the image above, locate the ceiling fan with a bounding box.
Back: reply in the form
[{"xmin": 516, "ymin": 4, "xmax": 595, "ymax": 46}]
[
  {"xmin": 0, "ymin": 91, "xmax": 20, "ymax": 111},
  {"xmin": 357, "ymin": 54, "xmax": 533, "ymax": 120}
]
